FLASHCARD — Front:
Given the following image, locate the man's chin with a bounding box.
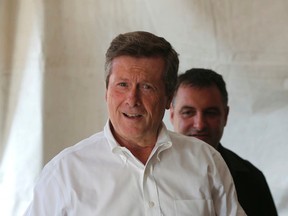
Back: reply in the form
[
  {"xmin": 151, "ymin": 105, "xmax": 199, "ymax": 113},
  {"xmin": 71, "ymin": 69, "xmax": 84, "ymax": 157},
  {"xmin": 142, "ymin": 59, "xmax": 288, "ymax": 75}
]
[{"xmin": 192, "ymin": 135, "xmax": 210, "ymax": 143}]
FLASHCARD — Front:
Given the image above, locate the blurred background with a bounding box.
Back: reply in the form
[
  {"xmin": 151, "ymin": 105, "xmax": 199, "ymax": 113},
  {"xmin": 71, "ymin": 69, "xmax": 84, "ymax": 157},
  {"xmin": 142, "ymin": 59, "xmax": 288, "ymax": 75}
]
[{"xmin": 0, "ymin": 0, "xmax": 287, "ymax": 215}]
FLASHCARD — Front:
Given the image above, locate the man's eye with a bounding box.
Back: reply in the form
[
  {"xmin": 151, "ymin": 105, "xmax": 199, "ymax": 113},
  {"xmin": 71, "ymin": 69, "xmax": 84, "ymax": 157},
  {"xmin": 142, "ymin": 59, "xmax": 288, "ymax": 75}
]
[
  {"xmin": 118, "ymin": 82, "xmax": 127, "ymax": 87},
  {"xmin": 205, "ymin": 110, "xmax": 219, "ymax": 116},
  {"xmin": 143, "ymin": 84, "xmax": 151, "ymax": 89},
  {"xmin": 181, "ymin": 110, "xmax": 194, "ymax": 117},
  {"xmin": 142, "ymin": 84, "xmax": 153, "ymax": 90}
]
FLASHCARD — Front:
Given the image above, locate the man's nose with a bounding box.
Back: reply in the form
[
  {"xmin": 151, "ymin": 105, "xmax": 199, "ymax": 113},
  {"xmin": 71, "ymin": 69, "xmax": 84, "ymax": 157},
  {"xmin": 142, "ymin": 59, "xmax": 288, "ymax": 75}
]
[
  {"xmin": 126, "ymin": 87, "xmax": 140, "ymax": 107},
  {"xmin": 193, "ymin": 114, "xmax": 206, "ymax": 130}
]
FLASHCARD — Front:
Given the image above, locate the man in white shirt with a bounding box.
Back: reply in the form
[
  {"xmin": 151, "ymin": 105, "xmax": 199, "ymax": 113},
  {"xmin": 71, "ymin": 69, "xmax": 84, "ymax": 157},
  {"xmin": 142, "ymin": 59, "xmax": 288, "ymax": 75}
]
[{"xmin": 25, "ymin": 31, "xmax": 246, "ymax": 215}]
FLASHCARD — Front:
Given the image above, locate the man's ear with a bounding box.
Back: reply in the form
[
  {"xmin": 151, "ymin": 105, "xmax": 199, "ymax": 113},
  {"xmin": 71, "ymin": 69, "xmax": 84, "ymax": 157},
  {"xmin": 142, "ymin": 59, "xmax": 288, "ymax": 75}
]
[
  {"xmin": 165, "ymin": 94, "xmax": 173, "ymax": 109},
  {"xmin": 169, "ymin": 102, "xmax": 175, "ymax": 122},
  {"xmin": 224, "ymin": 106, "xmax": 230, "ymax": 126}
]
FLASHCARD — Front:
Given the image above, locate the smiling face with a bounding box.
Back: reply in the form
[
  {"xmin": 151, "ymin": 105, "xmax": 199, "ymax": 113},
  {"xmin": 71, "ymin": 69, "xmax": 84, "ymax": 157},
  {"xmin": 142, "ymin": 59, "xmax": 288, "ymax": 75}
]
[
  {"xmin": 106, "ymin": 55, "xmax": 170, "ymax": 147},
  {"xmin": 170, "ymin": 84, "xmax": 229, "ymax": 149}
]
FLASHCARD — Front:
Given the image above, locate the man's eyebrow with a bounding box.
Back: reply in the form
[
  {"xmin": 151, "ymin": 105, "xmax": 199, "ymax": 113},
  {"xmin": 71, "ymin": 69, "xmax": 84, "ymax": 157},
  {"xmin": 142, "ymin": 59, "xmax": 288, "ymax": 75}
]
[
  {"xmin": 179, "ymin": 105, "xmax": 195, "ymax": 111},
  {"xmin": 205, "ymin": 106, "xmax": 220, "ymax": 110}
]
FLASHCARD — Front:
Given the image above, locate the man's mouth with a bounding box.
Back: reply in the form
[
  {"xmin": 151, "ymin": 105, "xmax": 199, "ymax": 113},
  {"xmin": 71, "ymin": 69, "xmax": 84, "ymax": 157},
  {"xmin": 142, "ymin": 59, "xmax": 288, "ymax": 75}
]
[
  {"xmin": 123, "ymin": 113, "xmax": 143, "ymax": 119},
  {"xmin": 190, "ymin": 133, "xmax": 209, "ymax": 138}
]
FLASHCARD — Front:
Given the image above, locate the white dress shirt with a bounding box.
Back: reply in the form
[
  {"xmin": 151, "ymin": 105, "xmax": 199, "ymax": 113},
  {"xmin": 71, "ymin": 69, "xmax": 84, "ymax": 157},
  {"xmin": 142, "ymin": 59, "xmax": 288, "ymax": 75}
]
[{"xmin": 25, "ymin": 121, "xmax": 246, "ymax": 216}]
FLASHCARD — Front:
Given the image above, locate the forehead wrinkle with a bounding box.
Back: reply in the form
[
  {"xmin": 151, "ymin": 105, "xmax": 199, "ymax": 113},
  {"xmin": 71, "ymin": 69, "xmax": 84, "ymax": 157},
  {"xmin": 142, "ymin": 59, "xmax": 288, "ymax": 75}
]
[{"xmin": 110, "ymin": 56, "xmax": 166, "ymax": 90}]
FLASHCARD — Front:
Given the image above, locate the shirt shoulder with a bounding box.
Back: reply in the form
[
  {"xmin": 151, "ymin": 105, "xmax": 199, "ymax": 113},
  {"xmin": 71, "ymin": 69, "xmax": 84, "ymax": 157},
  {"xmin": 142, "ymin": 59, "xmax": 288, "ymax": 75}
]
[
  {"xmin": 167, "ymin": 130, "xmax": 222, "ymax": 160},
  {"xmin": 40, "ymin": 131, "xmax": 107, "ymax": 177},
  {"xmin": 218, "ymin": 144, "xmax": 263, "ymax": 175}
]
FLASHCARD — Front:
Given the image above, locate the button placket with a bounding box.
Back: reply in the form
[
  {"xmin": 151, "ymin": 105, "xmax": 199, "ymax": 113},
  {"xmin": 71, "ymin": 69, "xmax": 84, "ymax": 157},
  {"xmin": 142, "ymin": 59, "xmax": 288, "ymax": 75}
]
[{"xmin": 143, "ymin": 162, "xmax": 162, "ymax": 215}]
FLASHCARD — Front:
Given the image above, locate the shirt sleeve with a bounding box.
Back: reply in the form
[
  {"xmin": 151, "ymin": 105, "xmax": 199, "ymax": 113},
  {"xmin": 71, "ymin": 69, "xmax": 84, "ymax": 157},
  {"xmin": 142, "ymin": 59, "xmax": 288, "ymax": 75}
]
[
  {"xmin": 209, "ymin": 150, "xmax": 247, "ymax": 216},
  {"xmin": 24, "ymin": 164, "xmax": 67, "ymax": 216}
]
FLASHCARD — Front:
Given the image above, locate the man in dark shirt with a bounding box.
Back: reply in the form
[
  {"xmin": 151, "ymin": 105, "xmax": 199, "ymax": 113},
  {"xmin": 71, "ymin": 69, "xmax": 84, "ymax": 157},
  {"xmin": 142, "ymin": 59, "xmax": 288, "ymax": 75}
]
[{"xmin": 170, "ymin": 68, "xmax": 278, "ymax": 216}]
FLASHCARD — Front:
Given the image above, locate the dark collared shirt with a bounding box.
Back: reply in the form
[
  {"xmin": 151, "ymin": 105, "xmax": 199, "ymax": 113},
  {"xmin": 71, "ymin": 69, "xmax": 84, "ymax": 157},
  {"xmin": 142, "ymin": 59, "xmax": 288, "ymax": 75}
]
[{"xmin": 218, "ymin": 144, "xmax": 278, "ymax": 216}]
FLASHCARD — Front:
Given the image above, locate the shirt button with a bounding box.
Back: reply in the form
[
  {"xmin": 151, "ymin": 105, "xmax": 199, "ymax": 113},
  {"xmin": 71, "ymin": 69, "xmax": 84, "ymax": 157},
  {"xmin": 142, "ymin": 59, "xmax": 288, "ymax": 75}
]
[{"xmin": 148, "ymin": 201, "xmax": 155, "ymax": 208}]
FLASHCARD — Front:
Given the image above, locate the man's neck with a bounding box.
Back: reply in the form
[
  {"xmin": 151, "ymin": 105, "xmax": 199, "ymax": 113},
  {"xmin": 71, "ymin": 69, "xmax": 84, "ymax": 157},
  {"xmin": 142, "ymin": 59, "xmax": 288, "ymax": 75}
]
[{"xmin": 126, "ymin": 145, "xmax": 155, "ymax": 164}]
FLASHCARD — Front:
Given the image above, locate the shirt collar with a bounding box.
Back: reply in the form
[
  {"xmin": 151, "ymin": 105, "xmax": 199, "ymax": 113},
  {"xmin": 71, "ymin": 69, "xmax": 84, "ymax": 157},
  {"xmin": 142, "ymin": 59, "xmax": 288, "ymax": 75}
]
[
  {"xmin": 153, "ymin": 123, "xmax": 173, "ymax": 161},
  {"xmin": 104, "ymin": 120, "xmax": 172, "ymax": 161}
]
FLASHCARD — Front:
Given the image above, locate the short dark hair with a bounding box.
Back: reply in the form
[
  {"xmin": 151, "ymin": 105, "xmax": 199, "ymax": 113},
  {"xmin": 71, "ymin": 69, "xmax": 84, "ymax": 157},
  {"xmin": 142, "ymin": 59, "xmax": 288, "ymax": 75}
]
[
  {"xmin": 105, "ymin": 31, "xmax": 179, "ymax": 98},
  {"xmin": 172, "ymin": 68, "xmax": 228, "ymax": 105}
]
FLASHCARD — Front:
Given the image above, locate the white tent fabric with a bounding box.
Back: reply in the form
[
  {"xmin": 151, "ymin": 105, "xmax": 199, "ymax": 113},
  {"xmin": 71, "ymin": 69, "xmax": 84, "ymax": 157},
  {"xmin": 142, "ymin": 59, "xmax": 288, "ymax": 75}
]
[{"xmin": 0, "ymin": 0, "xmax": 287, "ymax": 215}]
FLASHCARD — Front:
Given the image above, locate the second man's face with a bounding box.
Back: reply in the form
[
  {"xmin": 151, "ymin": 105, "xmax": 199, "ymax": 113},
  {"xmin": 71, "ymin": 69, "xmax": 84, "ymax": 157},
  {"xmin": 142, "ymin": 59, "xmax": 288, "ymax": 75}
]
[
  {"xmin": 170, "ymin": 84, "xmax": 229, "ymax": 148},
  {"xmin": 106, "ymin": 55, "xmax": 170, "ymax": 146}
]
